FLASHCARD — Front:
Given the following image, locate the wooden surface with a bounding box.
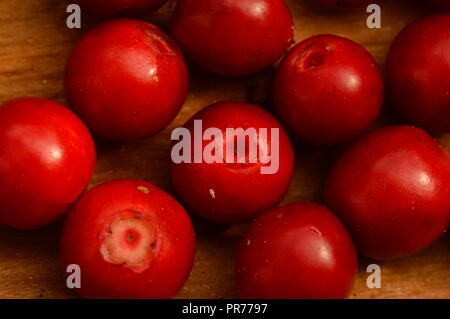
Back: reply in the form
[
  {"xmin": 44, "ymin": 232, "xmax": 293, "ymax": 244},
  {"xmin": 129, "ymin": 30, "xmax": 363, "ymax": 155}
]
[{"xmin": 0, "ymin": 0, "xmax": 449, "ymax": 299}]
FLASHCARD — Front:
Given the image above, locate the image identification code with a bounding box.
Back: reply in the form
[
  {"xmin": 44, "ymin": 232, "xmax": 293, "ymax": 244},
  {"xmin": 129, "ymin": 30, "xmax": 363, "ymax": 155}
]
[{"xmin": 182, "ymin": 303, "xmax": 268, "ymax": 316}]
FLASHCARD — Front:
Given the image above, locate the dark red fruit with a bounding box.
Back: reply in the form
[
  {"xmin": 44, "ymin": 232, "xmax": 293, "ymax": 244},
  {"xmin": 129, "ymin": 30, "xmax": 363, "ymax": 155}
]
[
  {"xmin": 0, "ymin": 98, "xmax": 96, "ymax": 230},
  {"xmin": 325, "ymin": 126, "xmax": 450, "ymax": 260},
  {"xmin": 74, "ymin": 0, "xmax": 169, "ymax": 18},
  {"xmin": 169, "ymin": 0, "xmax": 294, "ymax": 76},
  {"xmin": 65, "ymin": 19, "xmax": 189, "ymax": 141},
  {"xmin": 274, "ymin": 35, "xmax": 383, "ymax": 146},
  {"xmin": 170, "ymin": 102, "xmax": 294, "ymax": 225},
  {"xmin": 386, "ymin": 14, "xmax": 450, "ymax": 133},
  {"xmin": 60, "ymin": 179, "xmax": 195, "ymax": 299},
  {"xmin": 236, "ymin": 202, "xmax": 357, "ymax": 299}
]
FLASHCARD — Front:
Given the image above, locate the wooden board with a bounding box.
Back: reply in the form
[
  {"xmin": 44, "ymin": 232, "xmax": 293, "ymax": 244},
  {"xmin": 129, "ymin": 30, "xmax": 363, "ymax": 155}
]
[{"xmin": 0, "ymin": 0, "xmax": 449, "ymax": 299}]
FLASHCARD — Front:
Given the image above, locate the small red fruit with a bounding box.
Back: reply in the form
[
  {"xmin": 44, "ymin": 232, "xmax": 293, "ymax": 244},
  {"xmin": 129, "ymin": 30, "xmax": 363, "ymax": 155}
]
[
  {"xmin": 60, "ymin": 179, "xmax": 195, "ymax": 299},
  {"xmin": 386, "ymin": 14, "xmax": 450, "ymax": 133},
  {"xmin": 325, "ymin": 126, "xmax": 450, "ymax": 260},
  {"xmin": 65, "ymin": 19, "xmax": 189, "ymax": 141},
  {"xmin": 169, "ymin": 0, "xmax": 294, "ymax": 76},
  {"xmin": 0, "ymin": 98, "xmax": 96, "ymax": 230},
  {"xmin": 273, "ymin": 35, "xmax": 383, "ymax": 146},
  {"xmin": 74, "ymin": 0, "xmax": 169, "ymax": 18},
  {"xmin": 236, "ymin": 202, "xmax": 357, "ymax": 299},
  {"xmin": 170, "ymin": 102, "xmax": 294, "ymax": 225},
  {"xmin": 315, "ymin": 0, "xmax": 372, "ymax": 10}
]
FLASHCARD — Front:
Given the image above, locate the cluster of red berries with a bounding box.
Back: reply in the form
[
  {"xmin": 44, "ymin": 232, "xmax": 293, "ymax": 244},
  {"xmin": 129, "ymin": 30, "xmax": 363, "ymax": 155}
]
[{"xmin": 0, "ymin": 0, "xmax": 449, "ymax": 299}]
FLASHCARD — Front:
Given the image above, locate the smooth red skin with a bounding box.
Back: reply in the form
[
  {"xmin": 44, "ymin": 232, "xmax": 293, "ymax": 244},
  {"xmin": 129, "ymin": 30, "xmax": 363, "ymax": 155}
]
[
  {"xmin": 236, "ymin": 202, "xmax": 357, "ymax": 299},
  {"xmin": 386, "ymin": 14, "xmax": 450, "ymax": 133},
  {"xmin": 325, "ymin": 126, "xmax": 450, "ymax": 260},
  {"xmin": 170, "ymin": 102, "xmax": 294, "ymax": 225},
  {"xmin": 60, "ymin": 179, "xmax": 196, "ymax": 299},
  {"xmin": 75, "ymin": 0, "xmax": 168, "ymax": 18},
  {"xmin": 0, "ymin": 98, "xmax": 96, "ymax": 230},
  {"xmin": 316, "ymin": 0, "xmax": 372, "ymax": 10},
  {"xmin": 273, "ymin": 35, "xmax": 383, "ymax": 146},
  {"xmin": 169, "ymin": 0, "xmax": 294, "ymax": 76},
  {"xmin": 428, "ymin": 0, "xmax": 450, "ymax": 11},
  {"xmin": 65, "ymin": 19, "xmax": 189, "ymax": 141}
]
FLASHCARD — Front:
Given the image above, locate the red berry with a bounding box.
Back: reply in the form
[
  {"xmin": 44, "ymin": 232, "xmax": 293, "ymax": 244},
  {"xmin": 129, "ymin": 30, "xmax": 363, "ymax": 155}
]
[
  {"xmin": 65, "ymin": 19, "xmax": 189, "ymax": 141},
  {"xmin": 386, "ymin": 14, "xmax": 450, "ymax": 133},
  {"xmin": 236, "ymin": 202, "xmax": 357, "ymax": 299},
  {"xmin": 74, "ymin": 0, "xmax": 169, "ymax": 18},
  {"xmin": 0, "ymin": 98, "xmax": 96, "ymax": 230},
  {"xmin": 316, "ymin": 0, "xmax": 372, "ymax": 10},
  {"xmin": 274, "ymin": 35, "xmax": 383, "ymax": 146},
  {"xmin": 170, "ymin": 102, "xmax": 294, "ymax": 225},
  {"xmin": 325, "ymin": 126, "xmax": 450, "ymax": 260},
  {"xmin": 60, "ymin": 179, "xmax": 195, "ymax": 299},
  {"xmin": 169, "ymin": 0, "xmax": 294, "ymax": 76}
]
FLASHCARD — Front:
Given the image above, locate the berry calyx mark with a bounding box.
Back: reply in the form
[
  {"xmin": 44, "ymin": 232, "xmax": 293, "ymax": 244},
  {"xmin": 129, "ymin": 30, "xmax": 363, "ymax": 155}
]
[
  {"xmin": 297, "ymin": 48, "xmax": 327, "ymax": 72},
  {"xmin": 100, "ymin": 215, "xmax": 159, "ymax": 273}
]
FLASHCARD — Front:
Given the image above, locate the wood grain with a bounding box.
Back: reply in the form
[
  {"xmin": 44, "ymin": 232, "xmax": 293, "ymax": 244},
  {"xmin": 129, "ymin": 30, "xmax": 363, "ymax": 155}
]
[{"xmin": 0, "ymin": 0, "xmax": 448, "ymax": 299}]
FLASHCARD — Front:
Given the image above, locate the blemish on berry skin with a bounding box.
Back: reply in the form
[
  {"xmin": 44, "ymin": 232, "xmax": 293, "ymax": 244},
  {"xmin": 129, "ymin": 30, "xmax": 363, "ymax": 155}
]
[
  {"xmin": 309, "ymin": 226, "xmax": 322, "ymax": 237},
  {"xmin": 137, "ymin": 186, "xmax": 151, "ymax": 194},
  {"xmin": 144, "ymin": 27, "xmax": 176, "ymax": 57},
  {"xmin": 209, "ymin": 189, "xmax": 216, "ymax": 199}
]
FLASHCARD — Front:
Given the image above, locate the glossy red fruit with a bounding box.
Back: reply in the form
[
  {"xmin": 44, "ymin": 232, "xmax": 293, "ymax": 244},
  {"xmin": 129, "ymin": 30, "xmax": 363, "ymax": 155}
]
[
  {"xmin": 325, "ymin": 126, "xmax": 450, "ymax": 260},
  {"xmin": 65, "ymin": 19, "xmax": 189, "ymax": 141},
  {"xmin": 236, "ymin": 202, "xmax": 357, "ymax": 299},
  {"xmin": 74, "ymin": 0, "xmax": 169, "ymax": 18},
  {"xmin": 386, "ymin": 14, "xmax": 450, "ymax": 133},
  {"xmin": 60, "ymin": 179, "xmax": 195, "ymax": 299},
  {"xmin": 169, "ymin": 0, "xmax": 294, "ymax": 76},
  {"xmin": 170, "ymin": 102, "xmax": 294, "ymax": 225},
  {"xmin": 273, "ymin": 35, "xmax": 383, "ymax": 146},
  {"xmin": 428, "ymin": 0, "xmax": 450, "ymax": 11},
  {"xmin": 316, "ymin": 0, "xmax": 372, "ymax": 10},
  {"xmin": 0, "ymin": 98, "xmax": 96, "ymax": 230}
]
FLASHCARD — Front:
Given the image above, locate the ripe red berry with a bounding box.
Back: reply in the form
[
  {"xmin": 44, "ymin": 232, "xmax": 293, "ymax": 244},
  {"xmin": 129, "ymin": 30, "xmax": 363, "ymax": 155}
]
[
  {"xmin": 74, "ymin": 0, "xmax": 169, "ymax": 18},
  {"xmin": 170, "ymin": 102, "xmax": 294, "ymax": 225},
  {"xmin": 0, "ymin": 98, "xmax": 96, "ymax": 230},
  {"xmin": 169, "ymin": 0, "xmax": 294, "ymax": 76},
  {"xmin": 316, "ymin": 0, "xmax": 372, "ymax": 10},
  {"xmin": 273, "ymin": 35, "xmax": 383, "ymax": 146},
  {"xmin": 325, "ymin": 126, "xmax": 450, "ymax": 260},
  {"xmin": 65, "ymin": 19, "xmax": 189, "ymax": 141},
  {"xmin": 60, "ymin": 179, "xmax": 195, "ymax": 299},
  {"xmin": 236, "ymin": 202, "xmax": 357, "ymax": 299},
  {"xmin": 386, "ymin": 14, "xmax": 450, "ymax": 133}
]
